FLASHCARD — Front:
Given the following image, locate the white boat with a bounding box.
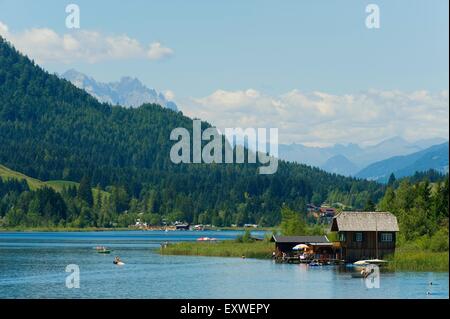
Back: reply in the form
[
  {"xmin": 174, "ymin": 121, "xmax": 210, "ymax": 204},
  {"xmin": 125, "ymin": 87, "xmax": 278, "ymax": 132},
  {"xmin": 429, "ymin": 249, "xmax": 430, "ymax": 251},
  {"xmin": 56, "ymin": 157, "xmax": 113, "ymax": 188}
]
[{"xmin": 353, "ymin": 259, "xmax": 388, "ymax": 266}]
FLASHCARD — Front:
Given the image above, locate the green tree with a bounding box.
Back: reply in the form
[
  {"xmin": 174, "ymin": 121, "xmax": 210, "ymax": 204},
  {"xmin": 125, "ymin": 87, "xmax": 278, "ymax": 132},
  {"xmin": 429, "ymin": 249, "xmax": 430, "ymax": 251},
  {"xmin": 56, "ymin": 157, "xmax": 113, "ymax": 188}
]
[
  {"xmin": 5, "ymin": 207, "xmax": 25, "ymax": 226},
  {"xmin": 311, "ymin": 192, "xmax": 322, "ymax": 206},
  {"xmin": 387, "ymin": 173, "xmax": 396, "ymax": 187},
  {"xmin": 364, "ymin": 198, "xmax": 376, "ymax": 211},
  {"xmin": 110, "ymin": 186, "xmax": 129, "ymax": 213},
  {"xmin": 377, "ymin": 187, "xmax": 395, "ymax": 211},
  {"xmin": 77, "ymin": 176, "xmax": 93, "ymax": 207},
  {"xmin": 236, "ymin": 229, "xmax": 252, "ymax": 243},
  {"xmin": 280, "ymin": 206, "xmax": 306, "ymax": 236},
  {"xmin": 98, "ymin": 195, "xmax": 115, "ymax": 227}
]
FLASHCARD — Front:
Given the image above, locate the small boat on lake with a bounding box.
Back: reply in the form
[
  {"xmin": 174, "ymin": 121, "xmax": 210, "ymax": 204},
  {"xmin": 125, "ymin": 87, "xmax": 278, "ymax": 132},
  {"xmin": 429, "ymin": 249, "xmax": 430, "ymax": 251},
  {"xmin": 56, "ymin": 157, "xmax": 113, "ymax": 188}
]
[
  {"xmin": 197, "ymin": 237, "xmax": 217, "ymax": 242},
  {"xmin": 113, "ymin": 256, "xmax": 125, "ymax": 266},
  {"xmin": 95, "ymin": 246, "xmax": 112, "ymax": 254}
]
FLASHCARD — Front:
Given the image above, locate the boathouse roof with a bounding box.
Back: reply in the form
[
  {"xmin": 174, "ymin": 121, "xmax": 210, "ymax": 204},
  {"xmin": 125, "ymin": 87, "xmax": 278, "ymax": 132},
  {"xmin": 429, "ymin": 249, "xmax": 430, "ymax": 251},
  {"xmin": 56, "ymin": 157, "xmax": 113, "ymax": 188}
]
[
  {"xmin": 330, "ymin": 211, "xmax": 399, "ymax": 232},
  {"xmin": 270, "ymin": 235, "xmax": 329, "ymax": 244}
]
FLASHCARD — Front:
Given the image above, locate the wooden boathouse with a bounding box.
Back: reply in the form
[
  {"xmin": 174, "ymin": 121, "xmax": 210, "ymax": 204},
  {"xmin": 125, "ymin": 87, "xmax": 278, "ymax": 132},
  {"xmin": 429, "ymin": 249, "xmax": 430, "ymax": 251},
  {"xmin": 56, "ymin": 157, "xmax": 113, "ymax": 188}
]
[
  {"xmin": 270, "ymin": 235, "xmax": 336, "ymax": 263},
  {"xmin": 330, "ymin": 211, "xmax": 399, "ymax": 262},
  {"xmin": 271, "ymin": 235, "xmax": 330, "ymax": 254}
]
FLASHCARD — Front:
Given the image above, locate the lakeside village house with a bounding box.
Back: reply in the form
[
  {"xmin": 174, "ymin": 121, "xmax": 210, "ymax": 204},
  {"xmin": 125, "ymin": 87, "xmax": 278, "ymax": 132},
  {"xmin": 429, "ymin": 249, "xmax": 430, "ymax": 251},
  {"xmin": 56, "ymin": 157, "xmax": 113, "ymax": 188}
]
[
  {"xmin": 307, "ymin": 204, "xmax": 337, "ymax": 223},
  {"xmin": 272, "ymin": 211, "xmax": 399, "ymax": 263}
]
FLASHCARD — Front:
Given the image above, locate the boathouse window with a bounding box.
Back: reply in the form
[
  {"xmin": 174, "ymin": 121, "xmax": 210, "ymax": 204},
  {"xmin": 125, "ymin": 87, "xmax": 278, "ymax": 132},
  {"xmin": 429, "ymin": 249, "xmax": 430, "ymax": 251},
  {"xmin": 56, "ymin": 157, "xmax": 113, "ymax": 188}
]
[
  {"xmin": 355, "ymin": 232, "xmax": 363, "ymax": 242},
  {"xmin": 381, "ymin": 233, "xmax": 393, "ymax": 242},
  {"xmin": 339, "ymin": 233, "xmax": 346, "ymax": 241}
]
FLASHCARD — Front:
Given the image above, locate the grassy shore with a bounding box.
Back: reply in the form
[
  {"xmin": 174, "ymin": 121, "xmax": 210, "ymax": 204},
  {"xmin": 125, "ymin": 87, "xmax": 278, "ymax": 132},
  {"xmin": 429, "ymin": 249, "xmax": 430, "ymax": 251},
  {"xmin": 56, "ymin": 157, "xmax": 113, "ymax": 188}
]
[
  {"xmin": 161, "ymin": 240, "xmax": 449, "ymax": 272},
  {"xmin": 160, "ymin": 240, "xmax": 274, "ymax": 259},
  {"xmin": 386, "ymin": 249, "xmax": 449, "ymax": 272}
]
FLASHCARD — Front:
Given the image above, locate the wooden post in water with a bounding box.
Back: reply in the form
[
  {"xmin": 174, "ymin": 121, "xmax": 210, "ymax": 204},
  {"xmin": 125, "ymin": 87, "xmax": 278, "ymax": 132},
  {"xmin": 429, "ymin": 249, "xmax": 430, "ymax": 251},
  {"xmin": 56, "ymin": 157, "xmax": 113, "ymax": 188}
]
[{"xmin": 375, "ymin": 214, "xmax": 378, "ymax": 260}]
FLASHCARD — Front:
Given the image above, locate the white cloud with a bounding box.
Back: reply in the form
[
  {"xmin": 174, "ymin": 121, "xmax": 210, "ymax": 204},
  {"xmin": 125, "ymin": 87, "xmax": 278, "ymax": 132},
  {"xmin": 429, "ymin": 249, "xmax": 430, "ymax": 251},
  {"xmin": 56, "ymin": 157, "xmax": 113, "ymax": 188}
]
[
  {"xmin": 164, "ymin": 90, "xmax": 176, "ymax": 101},
  {"xmin": 0, "ymin": 21, "xmax": 174, "ymax": 64},
  {"xmin": 0, "ymin": 21, "xmax": 9, "ymax": 36},
  {"xmin": 147, "ymin": 42, "xmax": 174, "ymax": 60},
  {"xmin": 182, "ymin": 89, "xmax": 449, "ymax": 146}
]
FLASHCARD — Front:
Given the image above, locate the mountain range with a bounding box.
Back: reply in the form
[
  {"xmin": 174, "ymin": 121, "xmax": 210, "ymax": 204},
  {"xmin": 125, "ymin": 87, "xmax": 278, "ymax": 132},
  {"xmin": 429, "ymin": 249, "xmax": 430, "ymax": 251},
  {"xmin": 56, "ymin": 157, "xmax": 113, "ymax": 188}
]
[
  {"xmin": 356, "ymin": 142, "xmax": 449, "ymax": 182},
  {"xmin": 60, "ymin": 69, "xmax": 448, "ymax": 180},
  {"xmin": 279, "ymin": 136, "xmax": 448, "ymax": 177},
  {"xmin": 61, "ymin": 69, "xmax": 178, "ymax": 111},
  {"xmin": 321, "ymin": 155, "xmax": 360, "ymax": 177}
]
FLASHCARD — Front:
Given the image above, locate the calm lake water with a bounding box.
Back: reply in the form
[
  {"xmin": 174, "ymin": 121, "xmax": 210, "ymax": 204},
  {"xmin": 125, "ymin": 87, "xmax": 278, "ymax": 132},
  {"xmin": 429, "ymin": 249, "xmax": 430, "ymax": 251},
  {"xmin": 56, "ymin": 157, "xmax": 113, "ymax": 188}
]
[{"xmin": 0, "ymin": 231, "xmax": 448, "ymax": 299}]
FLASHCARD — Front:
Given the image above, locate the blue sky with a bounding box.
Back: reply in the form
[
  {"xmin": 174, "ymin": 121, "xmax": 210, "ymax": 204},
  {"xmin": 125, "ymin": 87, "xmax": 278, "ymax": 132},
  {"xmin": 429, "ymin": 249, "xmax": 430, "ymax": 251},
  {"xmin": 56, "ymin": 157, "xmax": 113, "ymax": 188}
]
[{"xmin": 0, "ymin": 0, "xmax": 448, "ymax": 145}]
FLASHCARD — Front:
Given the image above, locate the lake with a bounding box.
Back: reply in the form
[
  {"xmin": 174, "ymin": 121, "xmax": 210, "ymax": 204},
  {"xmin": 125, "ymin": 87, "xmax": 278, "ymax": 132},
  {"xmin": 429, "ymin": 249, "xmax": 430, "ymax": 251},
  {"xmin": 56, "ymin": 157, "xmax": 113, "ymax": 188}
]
[{"xmin": 0, "ymin": 231, "xmax": 448, "ymax": 299}]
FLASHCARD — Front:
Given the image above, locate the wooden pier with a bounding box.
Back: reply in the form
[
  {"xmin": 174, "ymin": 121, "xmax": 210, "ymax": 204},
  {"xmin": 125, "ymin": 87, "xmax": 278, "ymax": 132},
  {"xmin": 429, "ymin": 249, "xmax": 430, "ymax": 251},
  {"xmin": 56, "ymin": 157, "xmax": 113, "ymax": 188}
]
[{"xmin": 275, "ymin": 256, "xmax": 345, "ymax": 265}]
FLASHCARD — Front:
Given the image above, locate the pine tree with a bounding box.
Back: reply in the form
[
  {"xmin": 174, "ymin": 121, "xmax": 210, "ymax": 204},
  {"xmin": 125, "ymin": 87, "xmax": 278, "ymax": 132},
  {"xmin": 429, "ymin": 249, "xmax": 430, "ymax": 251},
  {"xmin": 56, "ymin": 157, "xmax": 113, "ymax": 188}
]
[
  {"xmin": 387, "ymin": 173, "xmax": 396, "ymax": 187},
  {"xmin": 78, "ymin": 176, "xmax": 93, "ymax": 207},
  {"xmin": 364, "ymin": 198, "xmax": 376, "ymax": 211}
]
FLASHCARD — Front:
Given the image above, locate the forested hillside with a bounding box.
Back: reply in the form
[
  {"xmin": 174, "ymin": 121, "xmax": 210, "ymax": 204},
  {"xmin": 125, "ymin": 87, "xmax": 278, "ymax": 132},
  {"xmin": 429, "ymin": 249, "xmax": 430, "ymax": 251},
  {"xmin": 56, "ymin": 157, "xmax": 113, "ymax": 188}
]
[
  {"xmin": 377, "ymin": 172, "xmax": 449, "ymax": 253},
  {"xmin": 0, "ymin": 36, "xmax": 384, "ymax": 227}
]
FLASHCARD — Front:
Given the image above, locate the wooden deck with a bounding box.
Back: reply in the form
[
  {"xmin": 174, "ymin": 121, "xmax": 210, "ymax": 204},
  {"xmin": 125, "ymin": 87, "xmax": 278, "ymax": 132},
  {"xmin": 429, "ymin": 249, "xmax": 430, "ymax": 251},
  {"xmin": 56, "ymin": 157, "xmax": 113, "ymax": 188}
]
[{"xmin": 275, "ymin": 256, "xmax": 345, "ymax": 265}]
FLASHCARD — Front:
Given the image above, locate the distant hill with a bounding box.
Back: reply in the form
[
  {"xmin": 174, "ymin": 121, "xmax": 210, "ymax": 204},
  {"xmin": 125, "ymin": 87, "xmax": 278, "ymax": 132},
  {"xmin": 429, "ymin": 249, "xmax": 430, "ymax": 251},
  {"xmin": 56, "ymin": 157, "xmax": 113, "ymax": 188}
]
[
  {"xmin": 320, "ymin": 155, "xmax": 359, "ymax": 176},
  {"xmin": 355, "ymin": 142, "xmax": 449, "ymax": 183},
  {"xmin": 279, "ymin": 137, "xmax": 448, "ymax": 176},
  {"xmin": 350, "ymin": 137, "xmax": 420, "ymax": 166},
  {"xmin": 278, "ymin": 143, "xmax": 362, "ymax": 168},
  {"xmin": 61, "ymin": 69, "xmax": 178, "ymax": 111}
]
